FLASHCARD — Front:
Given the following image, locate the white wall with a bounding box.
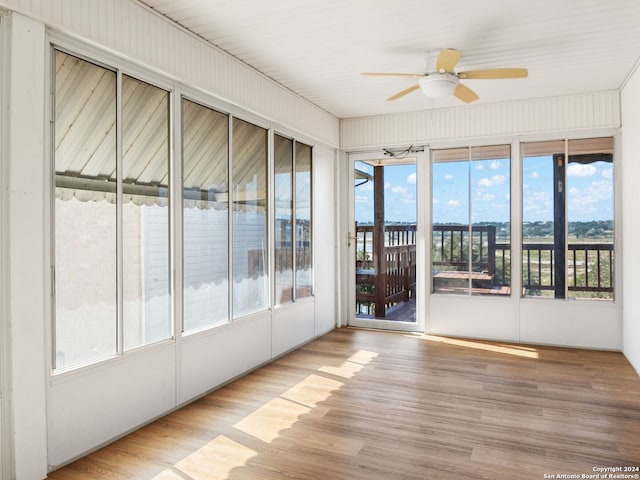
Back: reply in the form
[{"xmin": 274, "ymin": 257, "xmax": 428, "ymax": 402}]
[
  {"xmin": 48, "ymin": 344, "xmax": 177, "ymax": 466},
  {"xmin": 341, "ymin": 91, "xmax": 620, "ymax": 149},
  {"xmin": 0, "ymin": 3, "xmax": 339, "ymax": 478},
  {"xmin": 313, "ymin": 144, "xmax": 338, "ymax": 336},
  {"xmin": 622, "ymin": 65, "xmax": 640, "ymax": 374}
]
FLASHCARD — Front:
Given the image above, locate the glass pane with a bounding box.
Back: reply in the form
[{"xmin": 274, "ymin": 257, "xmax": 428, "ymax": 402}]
[
  {"xmin": 470, "ymin": 145, "xmax": 511, "ymax": 296},
  {"xmin": 122, "ymin": 75, "xmax": 171, "ymax": 349},
  {"xmin": 354, "ymin": 161, "xmax": 374, "ymax": 315},
  {"xmin": 432, "ymin": 148, "xmax": 470, "ymax": 294},
  {"xmin": 54, "ymin": 51, "xmax": 117, "ymax": 369},
  {"xmin": 182, "ymin": 99, "xmax": 229, "ymax": 332},
  {"xmin": 354, "ymin": 159, "xmax": 417, "ymax": 321},
  {"xmin": 521, "ymin": 140, "xmax": 564, "ymax": 298},
  {"xmin": 232, "ymin": 118, "xmax": 268, "ymax": 318},
  {"xmin": 567, "ymin": 137, "xmax": 614, "ymax": 300},
  {"xmin": 274, "ymin": 135, "xmax": 293, "ymax": 305},
  {"xmin": 295, "ymin": 142, "xmax": 313, "ymax": 298}
]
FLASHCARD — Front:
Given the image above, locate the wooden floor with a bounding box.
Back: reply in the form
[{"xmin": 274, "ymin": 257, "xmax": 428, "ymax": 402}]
[{"xmin": 48, "ymin": 328, "xmax": 640, "ymax": 480}]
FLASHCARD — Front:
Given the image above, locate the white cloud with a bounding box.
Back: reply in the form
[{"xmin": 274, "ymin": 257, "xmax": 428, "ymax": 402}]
[
  {"xmin": 444, "ymin": 174, "xmax": 453, "ymax": 181},
  {"xmin": 529, "ymin": 171, "xmax": 539, "ymax": 179},
  {"xmin": 523, "ymin": 190, "xmax": 553, "ymax": 220},
  {"xmin": 585, "ymin": 179, "xmax": 613, "ymax": 199},
  {"xmin": 384, "ymin": 181, "xmax": 391, "ymax": 189},
  {"xmin": 530, "ymin": 191, "xmax": 550, "ymax": 201},
  {"xmin": 490, "ymin": 160, "xmax": 502, "ymax": 170},
  {"xmin": 601, "ymin": 168, "xmax": 613, "ymax": 180},
  {"xmin": 479, "ymin": 194, "xmax": 496, "ymax": 202},
  {"xmin": 566, "ymin": 179, "xmax": 613, "ymax": 220},
  {"xmin": 478, "ymin": 175, "xmax": 506, "ymax": 187},
  {"xmin": 567, "ymin": 164, "xmax": 596, "ymax": 177},
  {"xmin": 391, "ymin": 185, "xmax": 407, "ymax": 195},
  {"xmin": 407, "ymin": 172, "xmax": 417, "ymax": 185},
  {"xmin": 447, "ymin": 200, "xmax": 461, "ymax": 207},
  {"xmin": 475, "ymin": 164, "xmax": 484, "ymax": 170},
  {"xmin": 433, "ymin": 198, "xmax": 439, "ymax": 205},
  {"xmin": 355, "ymin": 195, "xmax": 370, "ymax": 204}
]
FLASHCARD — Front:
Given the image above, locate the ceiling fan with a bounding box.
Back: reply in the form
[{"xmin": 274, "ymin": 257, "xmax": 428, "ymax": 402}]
[{"xmin": 363, "ymin": 49, "xmax": 528, "ymax": 103}]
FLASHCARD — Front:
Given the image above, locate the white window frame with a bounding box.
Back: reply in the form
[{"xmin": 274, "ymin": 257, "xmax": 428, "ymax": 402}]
[{"xmin": 50, "ymin": 44, "xmax": 176, "ymax": 373}]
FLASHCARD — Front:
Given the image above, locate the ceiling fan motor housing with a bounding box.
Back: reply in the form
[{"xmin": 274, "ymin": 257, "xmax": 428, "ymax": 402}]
[{"xmin": 419, "ymin": 73, "xmax": 459, "ymax": 97}]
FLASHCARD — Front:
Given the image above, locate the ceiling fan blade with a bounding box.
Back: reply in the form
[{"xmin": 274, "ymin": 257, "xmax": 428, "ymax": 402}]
[
  {"xmin": 454, "ymin": 83, "xmax": 479, "ymax": 103},
  {"xmin": 458, "ymin": 68, "xmax": 528, "ymax": 79},
  {"xmin": 387, "ymin": 84, "xmax": 420, "ymax": 101},
  {"xmin": 362, "ymin": 72, "xmax": 424, "ymax": 78},
  {"xmin": 436, "ymin": 48, "xmax": 461, "ymax": 73}
]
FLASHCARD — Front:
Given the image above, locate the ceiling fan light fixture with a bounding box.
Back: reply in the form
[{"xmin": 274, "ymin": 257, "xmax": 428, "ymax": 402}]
[{"xmin": 419, "ymin": 73, "xmax": 459, "ymax": 98}]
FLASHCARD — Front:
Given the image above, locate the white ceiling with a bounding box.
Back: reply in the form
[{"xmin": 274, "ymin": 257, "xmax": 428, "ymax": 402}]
[{"xmin": 139, "ymin": 0, "xmax": 640, "ymax": 119}]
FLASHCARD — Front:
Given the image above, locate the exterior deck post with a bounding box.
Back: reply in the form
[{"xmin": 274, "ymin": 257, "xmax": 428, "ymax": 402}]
[{"xmin": 373, "ymin": 165, "xmax": 386, "ymax": 317}]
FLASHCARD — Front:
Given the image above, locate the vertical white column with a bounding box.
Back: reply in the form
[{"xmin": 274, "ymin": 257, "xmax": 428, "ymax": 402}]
[
  {"xmin": 7, "ymin": 12, "xmax": 48, "ymax": 480},
  {"xmin": 0, "ymin": 12, "xmax": 10, "ymax": 480},
  {"xmin": 416, "ymin": 147, "xmax": 428, "ymax": 333},
  {"xmin": 312, "ymin": 144, "xmax": 338, "ymax": 335},
  {"xmin": 510, "ymin": 138, "xmax": 522, "ymax": 341},
  {"xmin": 172, "ymin": 89, "xmax": 183, "ymax": 405}
]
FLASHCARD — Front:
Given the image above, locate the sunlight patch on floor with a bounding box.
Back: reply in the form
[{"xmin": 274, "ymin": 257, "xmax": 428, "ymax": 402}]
[
  {"xmin": 150, "ymin": 469, "xmax": 188, "ymax": 480},
  {"xmin": 418, "ymin": 334, "xmax": 540, "ymax": 358},
  {"xmin": 281, "ymin": 373, "xmax": 344, "ymax": 407},
  {"xmin": 233, "ymin": 396, "xmax": 311, "ymax": 443},
  {"xmin": 319, "ymin": 349, "xmax": 379, "ymax": 378},
  {"xmin": 348, "ymin": 349, "xmax": 379, "ymax": 364},
  {"xmin": 173, "ymin": 435, "xmax": 256, "ymax": 480},
  {"xmin": 319, "ymin": 360, "xmax": 364, "ymax": 378}
]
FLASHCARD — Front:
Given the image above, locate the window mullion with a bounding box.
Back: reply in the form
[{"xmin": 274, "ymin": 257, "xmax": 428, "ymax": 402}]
[
  {"xmin": 228, "ymin": 116, "xmax": 234, "ymax": 321},
  {"xmin": 292, "ymin": 141, "xmax": 297, "ymax": 302},
  {"xmin": 116, "ymin": 70, "xmax": 124, "ymax": 355},
  {"xmin": 467, "ymin": 148, "xmax": 472, "ymax": 295},
  {"xmin": 172, "ymin": 91, "xmax": 182, "ymax": 338},
  {"xmin": 563, "ymin": 139, "xmax": 569, "ymax": 300}
]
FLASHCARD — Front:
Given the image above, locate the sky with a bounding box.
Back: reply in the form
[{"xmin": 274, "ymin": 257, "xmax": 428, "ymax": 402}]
[
  {"xmin": 354, "ymin": 162, "xmax": 417, "ymax": 224},
  {"xmin": 354, "ymin": 156, "xmax": 614, "ymax": 224},
  {"xmin": 523, "ymin": 157, "xmax": 613, "ymax": 223}
]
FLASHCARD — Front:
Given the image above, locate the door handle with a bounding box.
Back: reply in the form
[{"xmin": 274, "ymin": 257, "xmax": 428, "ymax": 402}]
[{"xmin": 347, "ymin": 232, "xmax": 358, "ymax": 247}]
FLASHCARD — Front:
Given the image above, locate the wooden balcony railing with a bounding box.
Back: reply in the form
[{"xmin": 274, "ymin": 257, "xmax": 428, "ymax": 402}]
[
  {"xmin": 356, "ymin": 223, "xmax": 614, "ymax": 312},
  {"xmin": 522, "ymin": 242, "xmax": 614, "ymax": 296},
  {"xmin": 355, "ymin": 224, "xmax": 416, "ymax": 317}
]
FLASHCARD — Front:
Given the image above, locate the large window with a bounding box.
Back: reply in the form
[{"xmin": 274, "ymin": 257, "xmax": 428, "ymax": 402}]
[
  {"xmin": 54, "ymin": 49, "xmax": 316, "ymax": 370},
  {"xmin": 295, "ymin": 142, "xmax": 313, "ymax": 298},
  {"xmin": 273, "ymin": 137, "xmax": 313, "ymax": 305},
  {"xmin": 232, "ymin": 118, "xmax": 268, "ymax": 318},
  {"xmin": 54, "ymin": 51, "xmax": 118, "ymax": 369},
  {"xmin": 182, "ymin": 99, "xmax": 229, "ymax": 332},
  {"xmin": 431, "ymin": 145, "xmax": 511, "ymax": 295},
  {"xmin": 54, "ymin": 50, "xmax": 171, "ymax": 370},
  {"xmin": 122, "ymin": 75, "xmax": 171, "ymax": 350},
  {"xmin": 522, "ymin": 138, "xmax": 614, "ymax": 300},
  {"xmin": 274, "ymin": 134, "xmax": 294, "ymax": 304}
]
